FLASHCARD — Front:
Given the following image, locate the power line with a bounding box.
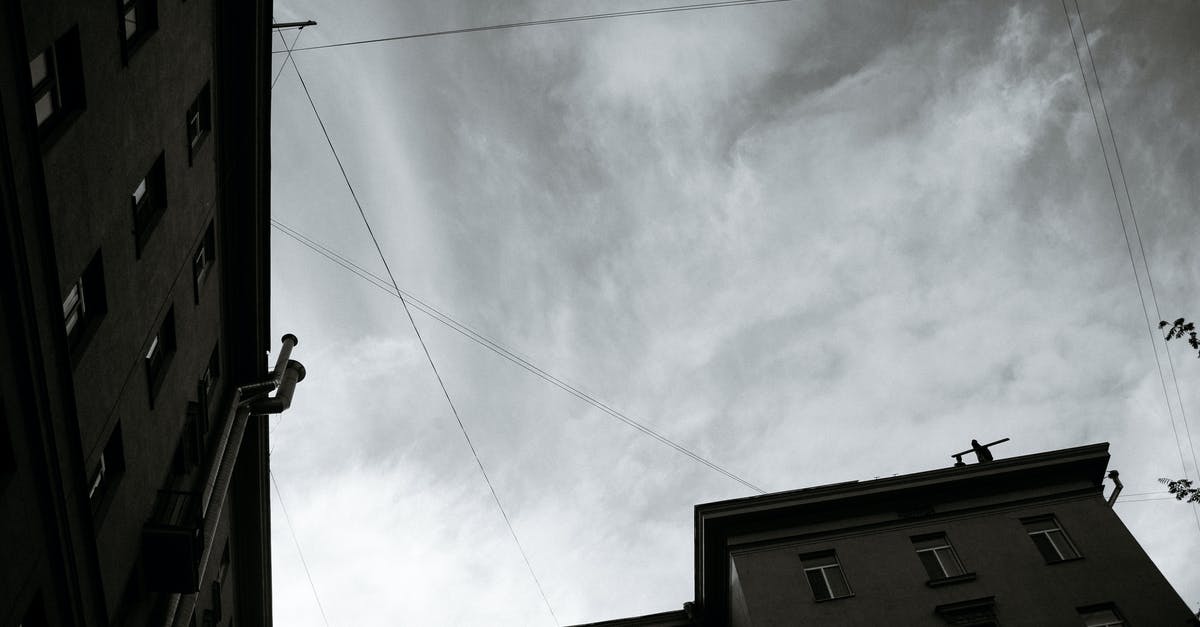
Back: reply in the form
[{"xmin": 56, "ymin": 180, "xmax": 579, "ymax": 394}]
[
  {"xmin": 282, "ymin": 55, "xmax": 559, "ymax": 625},
  {"xmin": 271, "ymin": 218, "xmax": 766, "ymax": 494},
  {"xmin": 271, "ymin": 470, "xmax": 332, "ymax": 627},
  {"xmin": 272, "ymin": 0, "xmax": 798, "ymax": 53},
  {"xmin": 272, "ymin": 27, "xmax": 305, "ymax": 89},
  {"xmin": 1060, "ymin": 0, "xmax": 1200, "ymax": 532},
  {"xmin": 1071, "ymin": 0, "xmax": 1200, "ymax": 506}
]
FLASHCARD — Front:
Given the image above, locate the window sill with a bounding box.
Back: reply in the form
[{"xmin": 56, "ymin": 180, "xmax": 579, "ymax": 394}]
[
  {"xmin": 814, "ymin": 594, "xmax": 854, "ymax": 603},
  {"xmin": 926, "ymin": 573, "xmax": 977, "ymax": 587},
  {"xmin": 1044, "ymin": 556, "xmax": 1084, "ymax": 566}
]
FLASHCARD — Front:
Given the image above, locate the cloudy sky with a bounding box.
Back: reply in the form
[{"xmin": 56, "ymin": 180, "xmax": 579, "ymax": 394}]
[{"xmin": 264, "ymin": 1, "xmax": 1200, "ymax": 624}]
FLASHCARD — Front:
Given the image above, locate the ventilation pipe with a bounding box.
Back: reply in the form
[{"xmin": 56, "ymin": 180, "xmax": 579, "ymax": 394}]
[
  {"xmin": 1106, "ymin": 469, "xmax": 1123, "ymax": 507},
  {"xmin": 164, "ymin": 335, "xmax": 305, "ymax": 627}
]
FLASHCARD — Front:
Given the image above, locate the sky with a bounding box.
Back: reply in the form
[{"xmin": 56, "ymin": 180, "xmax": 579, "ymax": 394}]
[{"xmin": 264, "ymin": 1, "xmax": 1200, "ymax": 624}]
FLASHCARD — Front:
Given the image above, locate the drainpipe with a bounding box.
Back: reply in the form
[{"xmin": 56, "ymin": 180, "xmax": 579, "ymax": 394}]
[
  {"xmin": 162, "ymin": 335, "xmax": 305, "ymax": 627},
  {"xmin": 1106, "ymin": 469, "xmax": 1123, "ymax": 507}
]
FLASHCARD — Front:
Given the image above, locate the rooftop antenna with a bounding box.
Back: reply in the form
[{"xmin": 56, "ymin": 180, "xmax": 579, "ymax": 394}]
[{"xmin": 952, "ymin": 437, "xmax": 1010, "ymax": 467}]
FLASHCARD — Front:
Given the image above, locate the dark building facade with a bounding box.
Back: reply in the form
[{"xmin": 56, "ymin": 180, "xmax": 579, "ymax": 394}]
[
  {"xmin": 575, "ymin": 443, "xmax": 1197, "ymax": 627},
  {"xmin": 1, "ymin": 0, "xmax": 273, "ymax": 624}
]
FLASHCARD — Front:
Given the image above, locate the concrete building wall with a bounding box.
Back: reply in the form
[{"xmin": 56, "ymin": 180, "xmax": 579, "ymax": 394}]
[
  {"xmin": 730, "ymin": 493, "xmax": 1194, "ymax": 625},
  {"xmin": 1, "ymin": 0, "xmax": 271, "ymax": 623}
]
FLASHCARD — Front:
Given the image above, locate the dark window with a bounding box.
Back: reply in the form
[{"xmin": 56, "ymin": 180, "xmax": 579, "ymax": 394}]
[
  {"xmin": 912, "ymin": 533, "xmax": 966, "ymax": 580},
  {"xmin": 218, "ymin": 540, "xmax": 230, "ymax": 583},
  {"xmin": 145, "ymin": 308, "xmax": 177, "ymax": 405},
  {"xmin": 800, "ymin": 551, "xmax": 851, "ymax": 601},
  {"xmin": 30, "ymin": 26, "xmax": 85, "ymax": 142},
  {"xmin": 63, "ymin": 250, "xmax": 107, "ymax": 357},
  {"xmin": 171, "ymin": 404, "xmax": 203, "ymax": 476},
  {"xmin": 1079, "ymin": 604, "xmax": 1126, "ymax": 627},
  {"xmin": 132, "ymin": 154, "xmax": 167, "ymax": 258},
  {"xmin": 211, "ymin": 579, "xmax": 223, "ymax": 621},
  {"xmin": 1, "ymin": 403, "xmax": 14, "ymax": 475},
  {"xmin": 120, "ymin": 0, "xmax": 159, "ymax": 60},
  {"xmin": 187, "ymin": 83, "xmax": 212, "ymax": 164},
  {"xmin": 89, "ymin": 423, "xmax": 126, "ymax": 515},
  {"xmin": 193, "ymin": 223, "xmax": 215, "ymax": 303},
  {"xmin": 1024, "ymin": 516, "xmax": 1080, "ymax": 562}
]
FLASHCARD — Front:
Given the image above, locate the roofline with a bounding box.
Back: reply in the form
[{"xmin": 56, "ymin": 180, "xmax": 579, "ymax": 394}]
[{"xmin": 693, "ymin": 442, "xmax": 1111, "ymax": 624}]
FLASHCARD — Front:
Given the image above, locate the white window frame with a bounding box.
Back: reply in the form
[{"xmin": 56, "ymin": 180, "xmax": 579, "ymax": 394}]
[
  {"xmin": 1026, "ymin": 517, "xmax": 1079, "ymax": 561},
  {"xmin": 801, "ymin": 553, "xmax": 852, "ymax": 601},
  {"xmin": 914, "ymin": 535, "xmax": 965, "ymax": 579}
]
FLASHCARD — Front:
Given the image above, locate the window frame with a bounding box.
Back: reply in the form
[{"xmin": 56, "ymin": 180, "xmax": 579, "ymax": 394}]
[
  {"xmin": 1078, "ymin": 604, "xmax": 1126, "ymax": 627},
  {"xmin": 29, "ymin": 26, "xmax": 85, "ymax": 144},
  {"xmin": 63, "ymin": 250, "xmax": 107, "ymax": 360},
  {"xmin": 1023, "ymin": 515, "xmax": 1081, "ymax": 563},
  {"xmin": 912, "ymin": 532, "xmax": 968, "ymax": 582},
  {"xmin": 89, "ymin": 423, "xmax": 126, "ymax": 519},
  {"xmin": 186, "ymin": 83, "xmax": 212, "ymax": 164},
  {"xmin": 145, "ymin": 308, "xmax": 177, "ymax": 406},
  {"xmin": 118, "ymin": 0, "xmax": 159, "ymax": 62},
  {"xmin": 192, "ymin": 223, "xmax": 215, "ymax": 304},
  {"xmin": 800, "ymin": 550, "xmax": 853, "ymax": 602},
  {"xmin": 132, "ymin": 154, "xmax": 167, "ymax": 258}
]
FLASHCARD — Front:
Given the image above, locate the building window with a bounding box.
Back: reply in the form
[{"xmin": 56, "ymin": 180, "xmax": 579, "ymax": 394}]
[
  {"xmin": 29, "ymin": 26, "xmax": 85, "ymax": 142},
  {"xmin": 913, "ymin": 533, "xmax": 966, "ymax": 581},
  {"xmin": 89, "ymin": 423, "xmax": 126, "ymax": 515},
  {"xmin": 1023, "ymin": 516, "xmax": 1080, "ymax": 563},
  {"xmin": 1079, "ymin": 605, "xmax": 1125, "ymax": 627},
  {"xmin": 63, "ymin": 250, "xmax": 107, "ymax": 356},
  {"xmin": 800, "ymin": 551, "xmax": 852, "ymax": 601},
  {"xmin": 145, "ymin": 308, "xmax": 177, "ymax": 405},
  {"xmin": 120, "ymin": 0, "xmax": 159, "ymax": 60},
  {"xmin": 193, "ymin": 223, "xmax": 215, "ymax": 303},
  {"xmin": 187, "ymin": 83, "xmax": 212, "ymax": 164},
  {"xmin": 132, "ymin": 154, "xmax": 167, "ymax": 258}
]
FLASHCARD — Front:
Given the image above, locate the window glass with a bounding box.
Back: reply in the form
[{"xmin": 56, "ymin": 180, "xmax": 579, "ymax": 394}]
[
  {"xmin": 63, "ymin": 280, "xmax": 84, "ymax": 337},
  {"xmin": 1080, "ymin": 608, "xmax": 1125, "ymax": 627},
  {"xmin": 913, "ymin": 533, "xmax": 965, "ymax": 579},
  {"xmin": 801, "ymin": 551, "xmax": 851, "ymax": 601},
  {"xmin": 29, "ymin": 52, "xmax": 48, "ymax": 85},
  {"xmin": 1024, "ymin": 516, "xmax": 1080, "ymax": 562},
  {"xmin": 124, "ymin": 5, "xmax": 139, "ymax": 40}
]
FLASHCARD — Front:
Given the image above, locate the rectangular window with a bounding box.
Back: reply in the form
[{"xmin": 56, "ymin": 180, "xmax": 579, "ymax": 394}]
[
  {"xmin": 132, "ymin": 154, "xmax": 167, "ymax": 258},
  {"xmin": 1079, "ymin": 606, "xmax": 1125, "ymax": 627},
  {"xmin": 145, "ymin": 308, "xmax": 177, "ymax": 405},
  {"xmin": 192, "ymin": 223, "xmax": 215, "ymax": 303},
  {"xmin": 120, "ymin": 0, "xmax": 158, "ymax": 60},
  {"xmin": 800, "ymin": 551, "xmax": 852, "ymax": 601},
  {"xmin": 913, "ymin": 533, "xmax": 966, "ymax": 580},
  {"xmin": 62, "ymin": 250, "xmax": 107, "ymax": 355},
  {"xmin": 30, "ymin": 26, "xmax": 84, "ymax": 141},
  {"xmin": 187, "ymin": 83, "xmax": 212, "ymax": 163},
  {"xmin": 89, "ymin": 423, "xmax": 125, "ymax": 514},
  {"xmin": 1024, "ymin": 516, "xmax": 1080, "ymax": 563}
]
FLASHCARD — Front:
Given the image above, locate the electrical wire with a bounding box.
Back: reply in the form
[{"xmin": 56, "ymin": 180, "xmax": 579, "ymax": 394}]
[
  {"xmin": 272, "ymin": 0, "xmax": 797, "ymax": 53},
  {"xmin": 1060, "ymin": 0, "xmax": 1200, "ymax": 532},
  {"xmin": 271, "ymin": 470, "xmax": 333, "ymax": 627},
  {"xmin": 272, "ymin": 27, "xmax": 305, "ymax": 89},
  {"xmin": 282, "ymin": 55, "xmax": 560, "ymax": 625},
  {"xmin": 270, "ymin": 218, "xmax": 766, "ymax": 494},
  {"xmin": 1071, "ymin": 0, "xmax": 1200, "ymax": 507}
]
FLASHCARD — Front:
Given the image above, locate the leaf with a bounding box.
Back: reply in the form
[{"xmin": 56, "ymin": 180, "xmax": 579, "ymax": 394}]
[
  {"xmin": 1175, "ymin": 318, "xmax": 1186, "ymax": 326},
  {"xmin": 1160, "ymin": 320, "xmax": 1170, "ymax": 328}
]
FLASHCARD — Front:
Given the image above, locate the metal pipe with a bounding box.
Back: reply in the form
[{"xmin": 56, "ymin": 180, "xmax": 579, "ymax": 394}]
[
  {"xmin": 1107, "ymin": 469, "xmax": 1123, "ymax": 506},
  {"xmin": 163, "ymin": 334, "xmax": 303, "ymax": 627},
  {"xmin": 247, "ymin": 360, "xmax": 306, "ymax": 414}
]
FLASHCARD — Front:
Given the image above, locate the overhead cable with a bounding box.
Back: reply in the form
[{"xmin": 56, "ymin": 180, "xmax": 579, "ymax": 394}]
[
  {"xmin": 272, "ymin": 0, "xmax": 798, "ymax": 52},
  {"xmin": 271, "ymin": 219, "xmax": 767, "ymax": 494},
  {"xmin": 271, "ymin": 471, "xmax": 332, "ymax": 627},
  {"xmin": 1061, "ymin": 0, "xmax": 1200, "ymax": 531},
  {"xmin": 282, "ymin": 55, "xmax": 560, "ymax": 625}
]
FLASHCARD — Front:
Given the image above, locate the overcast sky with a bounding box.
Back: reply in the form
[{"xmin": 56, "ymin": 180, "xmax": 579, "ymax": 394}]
[{"xmin": 265, "ymin": 1, "xmax": 1200, "ymax": 624}]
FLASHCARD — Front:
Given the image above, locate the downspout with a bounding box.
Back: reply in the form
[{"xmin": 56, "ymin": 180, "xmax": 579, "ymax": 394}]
[
  {"xmin": 162, "ymin": 335, "xmax": 305, "ymax": 627},
  {"xmin": 1107, "ymin": 469, "xmax": 1123, "ymax": 506}
]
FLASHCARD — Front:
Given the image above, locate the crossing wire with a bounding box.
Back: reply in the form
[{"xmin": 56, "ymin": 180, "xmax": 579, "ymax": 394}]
[
  {"xmin": 1060, "ymin": 0, "xmax": 1200, "ymax": 532},
  {"xmin": 271, "ymin": 218, "xmax": 767, "ymax": 494},
  {"xmin": 271, "ymin": 0, "xmax": 798, "ymax": 53},
  {"xmin": 1071, "ymin": 0, "xmax": 1200, "ymax": 503},
  {"xmin": 281, "ymin": 54, "xmax": 560, "ymax": 625}
]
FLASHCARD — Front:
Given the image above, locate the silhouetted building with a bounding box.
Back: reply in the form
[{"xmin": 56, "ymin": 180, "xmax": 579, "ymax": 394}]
[
  {"xmin": 573, "ymin": 443, "xmax": 1197, "ymax": 626},
  {"xmin": 1, "ymin": 0, "xmax": 273, "ymax": 624}
]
